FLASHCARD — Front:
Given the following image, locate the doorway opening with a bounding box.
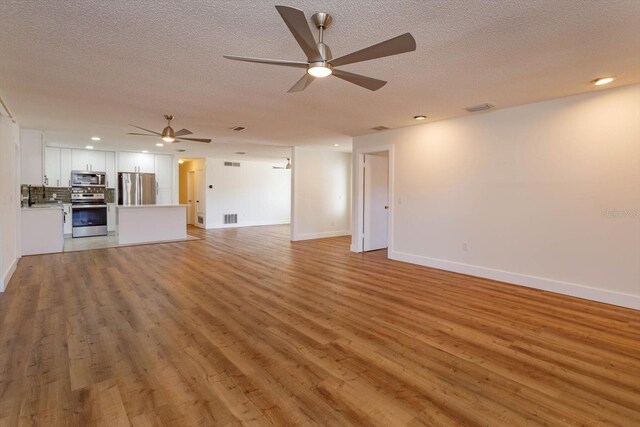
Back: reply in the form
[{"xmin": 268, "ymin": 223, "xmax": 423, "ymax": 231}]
[
  {"xmin": 179, "ymin": 158, "xmax": 206, "ymax": 228},
  {"xmin": 362, "ymin": 151, "xmax": 390, "ymax": 252}
]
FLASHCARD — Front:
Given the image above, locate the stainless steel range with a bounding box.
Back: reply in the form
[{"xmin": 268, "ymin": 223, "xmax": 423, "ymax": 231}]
[{"xmin": 71, "ymin": 172, "xmax": 108, "ymax": 237}]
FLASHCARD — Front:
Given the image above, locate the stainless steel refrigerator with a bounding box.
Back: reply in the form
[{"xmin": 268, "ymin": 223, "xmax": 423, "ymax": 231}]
[{"xmin": 118, "ymin": 172, "xmax": 156, "ymax": 205}]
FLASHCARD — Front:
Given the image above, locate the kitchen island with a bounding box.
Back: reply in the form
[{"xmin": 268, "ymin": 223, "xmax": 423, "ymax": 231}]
[
  {"xmin": 117, "ymin": 204, "xmax": 187, "ymax": 245},
  {"xmin": 21, "ymin": 206, "xmax": 64, "ymax": 255}
]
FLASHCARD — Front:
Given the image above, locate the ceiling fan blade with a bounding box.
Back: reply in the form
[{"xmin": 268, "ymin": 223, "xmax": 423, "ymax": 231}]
[
  {"xmin": 176, "ymin": 137, "xmax": 211, "ymax": 143},
  {"xmin": 332, "ymin": 69, "xmax": 387, "ymax": 91},
  {"xmin": 223, "ymin": 55, "xmax": 308, "ymax": 68},
  {"xmin": 129, "ymin": 124, "xmax": 162, "ymax": 135},
  {"xmin": 329, "ymin": 33, "xmax": 416, "ymax": 67},
  {"xmin": 288, "ymin": 73, "xmax": 315, "ymax": 92},
  {"xmin": 127, "ymin": 133, "xmax": 159, "ymax": 137},
  {"xmin": 174, "ymin": 129, "xmax": 193, "ymax": 137},
  {"xmin": 275, "ymin": 6, "xmax": 323, "ymax": 62}
]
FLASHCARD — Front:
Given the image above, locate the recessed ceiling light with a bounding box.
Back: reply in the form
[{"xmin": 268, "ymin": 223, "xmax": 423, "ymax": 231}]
[
  {"xmin": 91, "ymin": 136, "xmax": 101, "ymax": 141},
  {"xmin": 333, "ymin": 143, "xmax": 339, "ymax": 147},
  {"xmin": 85, "ymin": 145, "xmax": 94, "ymax": 150},
  {"xmin": 156, "ymin": 143, "xmax": 164, "ymax": 147},
  {"xmin": 414, "ymin": 115, "xmax": 427, "ymax": 120},
  {"xmin": 142, "ymin": 150, "xmax": 149, "ymax": 153},
  {"xmin": 178, "ymin": 160, "xmax": 185, "ymax": 164},
  {"xmin": 235, "ymin": 151, "xmax": 246, "ymax": 155},
  {"xmin": 592, "ymin": 76, "xmax": 616, "ymax": 86}
]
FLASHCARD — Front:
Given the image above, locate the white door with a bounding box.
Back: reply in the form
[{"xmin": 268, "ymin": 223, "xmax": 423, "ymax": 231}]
[
  {"xmin": 363, "ymin": 153, "xmax": 389, "ymax": 251},
  {"xmin": 137, "ymin": 153, "xmax": 155, "ymax": 173},
  {"xmin": 44, "ymin": 146, "xmax": 61, "ymax": 187},
  {"xmin": 195, "ymin": 169, "xmax": 205, "ymax": 227},
  {"xmin": 117, "ymin": 152, "xmax": 137, "ymax": 172},
  {"xmin": 88, "ymin": 150, "xmax": 106, "ymax": 172},
  {"xmin": 71, "ymin": 149, "xmax": 90, "ymax": 171},
  {"xmin": 60, "ymin": 148, "xmax": 72, "ymax": 187},
  {"xmin": 187, "ymin": 171, "xmax": 195, "ymax": 225},
  {"xmin": 105, "ymin": 151, "xmax": 116, "ymax": 188}
]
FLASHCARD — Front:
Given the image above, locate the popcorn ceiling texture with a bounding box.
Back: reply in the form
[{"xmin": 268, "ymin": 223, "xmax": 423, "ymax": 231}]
[{"xmin": 1, "ymin": 0, "xmax": 639, "ymax": 157}]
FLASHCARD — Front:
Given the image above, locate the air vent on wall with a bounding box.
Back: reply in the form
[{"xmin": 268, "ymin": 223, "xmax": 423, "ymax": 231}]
[
  {"xmin": 230, "ymin": 126, "xmax": 246, "ymax": 132},
  {"xmin": 197, "ymin": 215, "xmax": 204, "ymax": 225},
  {"xmin": 224, "ymin": 214, "xmax": 238, "ymax": 224},
  {"xmin": 465, "ymin": 103, "xmax": 494, "ymax": 113},
  {"xmin": 371, "ymin": 126, "xmax": 390, "ymax": 131},
  {"xmin": 224, "ymin": 161, "xmax": 241, "ymax": 167}
]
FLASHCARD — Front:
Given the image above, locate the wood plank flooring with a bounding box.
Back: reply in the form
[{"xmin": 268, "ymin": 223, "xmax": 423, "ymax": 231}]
[{"xmin": 1, "ymin": 225, "xmax": 639, "ymax": 426}]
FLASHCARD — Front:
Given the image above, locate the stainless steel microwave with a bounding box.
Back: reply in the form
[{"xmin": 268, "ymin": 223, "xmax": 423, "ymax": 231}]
[{"xmin": 71, "ymin": 171, "xmax": 106, "ymax": 187}]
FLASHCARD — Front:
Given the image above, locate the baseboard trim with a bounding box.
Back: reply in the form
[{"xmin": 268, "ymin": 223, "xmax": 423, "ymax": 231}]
[
  {"xmin": 389, "ymin": 251, "xmax": 639, "ymax": 310},
  {"xmin": 1, "ymin": 257, "xmax": 18, "ymax": 293},
  {"xmin": 206, "ymin": 220, "xmax": 290, "ymax": 230},
  {"xmin": 293, "ymin": 230, "xmax": 351, "ymax": 241}
]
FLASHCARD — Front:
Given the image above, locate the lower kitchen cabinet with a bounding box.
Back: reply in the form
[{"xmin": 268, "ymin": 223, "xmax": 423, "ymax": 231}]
[
  {"xmin": 107, "ymin": 203, "xmax": 117, "ymax": 232},
  {"xmin": 63, "ymin": 204, "xmax": 72, "ymax": 235}
]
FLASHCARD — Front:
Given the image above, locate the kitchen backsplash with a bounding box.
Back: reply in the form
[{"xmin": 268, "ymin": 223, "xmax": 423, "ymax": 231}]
[{"xmin": 20, "ymin": 185, "xmax": 115, "ymax": 206}]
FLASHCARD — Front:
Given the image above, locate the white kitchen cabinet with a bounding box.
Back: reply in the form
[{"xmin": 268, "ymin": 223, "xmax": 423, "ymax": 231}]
[
  {"xmin": 118, "ymin": 152, "xmax": 155, "ymax": 173},
  {"xmin": 21, "ymin": 207, "xmax": 64, "ymax": 255},
  {"xmin": 20, "ymin": 129, "xmax": 44, "ymax": 185},
  {"xmin": 44, "ymin": 146, "xmax": 61, "ymax": 187},
  {"xmin": 60, "ymin": 148, "xmax": 72, "ymax": 187},
  {"xmin": 72, "ymin": 149, "xmax": 106, "ymax": 172},
  {"xmin": 105, "ymin": 151, "xmax": 116, "ymax": 188},
  {"xmin": 154, "ymin": 154, "xmax": 173, "ymax": 204},
  {"xmin": 63, "ymin": 204, "xmax": 72, "ymax": 235},
  {"xmin": 107, "ymin": 203, "xmax": 117, "ymax": 232}
]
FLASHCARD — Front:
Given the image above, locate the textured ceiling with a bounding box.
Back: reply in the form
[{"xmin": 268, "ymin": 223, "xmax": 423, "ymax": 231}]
[{"xmin": 1, "ymin": 0, "xmax": 639, "ymax": 158}]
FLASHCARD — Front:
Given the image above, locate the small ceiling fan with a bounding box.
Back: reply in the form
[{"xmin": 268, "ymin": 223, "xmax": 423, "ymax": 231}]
[
  {"xmin": 224, "ymin": 5, "xmax": 416, "ymax": 92},
  {"xmin": 127, "ymin": 115, "xmax": 212, "ymax": 143},
  {"xmin": 273, "ymin": 158, "xmax": 291, "ymax": 169}
]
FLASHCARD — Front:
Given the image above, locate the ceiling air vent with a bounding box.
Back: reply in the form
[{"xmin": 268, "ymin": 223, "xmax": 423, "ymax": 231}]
[
  {"xmin": 230, "ymin": 126, "xmax": 246, "ymax": 132},
  {"xmin": 371, "ymin": 126, "xmax": 390, "ymax": 131},
  {"xmin": 224, "ymin": 161, "xmax": 241, "ymax": 167},
  {"xmin": 175, "ymin": 149, "xmax": 186, "ymax": 152},
  {"xmin": 224, "ymin": 214, "xmax": 238, "ymax": 224},
  {"xmin": 465, "ymin": 103, "xmax": 494, "ymax": 113}
]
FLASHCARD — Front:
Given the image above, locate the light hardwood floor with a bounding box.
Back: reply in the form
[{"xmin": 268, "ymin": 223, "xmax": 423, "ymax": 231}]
[{"xmin": 1, "ymin": 225, "xmax": 639, "ymax": 426}]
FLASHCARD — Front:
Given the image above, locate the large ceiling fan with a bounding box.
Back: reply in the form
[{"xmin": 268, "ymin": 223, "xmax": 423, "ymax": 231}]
[
  {"xmin": 127, "ymin": 115, "xmax": 211, "ymax": 143},
  {"xmin": 224, "ymin": 5, "xmax": 416, "ymax": 92}
]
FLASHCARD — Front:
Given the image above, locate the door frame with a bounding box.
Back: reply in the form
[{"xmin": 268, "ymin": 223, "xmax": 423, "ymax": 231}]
[
  {"xmin": 352, "ymin": 144, "xmax": 394, "ymax": 254},
  {"xmin": 186, "ymin": 170, "xmax": 196, "ymax": 227}
]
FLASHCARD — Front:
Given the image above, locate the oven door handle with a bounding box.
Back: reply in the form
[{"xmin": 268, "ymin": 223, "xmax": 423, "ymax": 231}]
[{"xmin": 72, "ymin": 205, "xmax": 107, "ymax": 209}]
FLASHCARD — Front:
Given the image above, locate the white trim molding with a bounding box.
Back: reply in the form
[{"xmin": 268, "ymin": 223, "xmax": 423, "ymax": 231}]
[
  {"xmin": 352, "ymin": 144, "xmax": 395, "ymax": 254},
  {"xmin": 1, "ymin": 258, "xmax": 18, "ymax": 292},
  {"xmin": 293, "ymin": 230, "xmax": 351, "ymax": 241},
  {"xmin": 390, "ymin": 250, "xmax": 640, "ymax": 310},
  {"xmin": 206, "ymin": 220, "xmax": 290, "ymax": 230}
]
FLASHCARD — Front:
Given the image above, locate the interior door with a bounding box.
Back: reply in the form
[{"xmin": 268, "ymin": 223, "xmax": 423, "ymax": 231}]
[
  {"xmin": 187, "ymin": 171, "xmax": 195, "ymax": 225},
  {"xmin": 363, "ymin": 153, "xmax": 389, "ymax": 251},
  {"xmin": 195, "ymin": 169, "xmax": 205, "ymax": 227}
]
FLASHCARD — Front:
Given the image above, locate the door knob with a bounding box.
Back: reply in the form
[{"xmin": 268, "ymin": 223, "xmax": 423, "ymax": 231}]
[{"xmin": 384, "ymin": 205, "xmax": 389, "ymax": 209}]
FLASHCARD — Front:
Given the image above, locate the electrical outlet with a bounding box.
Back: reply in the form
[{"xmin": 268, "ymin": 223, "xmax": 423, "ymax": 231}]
[{"xmin": 463, "ymin": 242, "xmax": 469, "ymax": 251}]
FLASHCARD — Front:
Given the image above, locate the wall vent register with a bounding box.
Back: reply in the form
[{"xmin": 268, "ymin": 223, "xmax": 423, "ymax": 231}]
[
  {"xmin": 224, "ymin": 162, "xmax": 241, "ymax": 167},
  {"xmin": 224, "ymin": 214, "xmax": 238, "ymax": 224}
]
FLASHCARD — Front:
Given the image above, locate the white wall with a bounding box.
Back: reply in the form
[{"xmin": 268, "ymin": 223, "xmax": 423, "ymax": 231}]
[
  {"xmin": 353, "ymin": 84, "xmax": 640, "ymax": 309},
  {"xmin": 204, "ymin": 158, "xmax": 291, "ymax": 229},
  {"xmin": 291, "ymin": 147, "xmax": 351, "ymax": 241},
  {"xmin": 0, "ymin": 116, "xmax": 20, "ymax": 291}
]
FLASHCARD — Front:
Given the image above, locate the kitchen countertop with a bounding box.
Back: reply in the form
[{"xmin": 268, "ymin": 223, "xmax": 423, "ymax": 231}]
[
  {"xmin": 22, "ymin": 205, "xmax": 65, "ymax": 210},
  {"xmin": 116, "ymin": 204, "xmax": 188, "ymax": 209}
]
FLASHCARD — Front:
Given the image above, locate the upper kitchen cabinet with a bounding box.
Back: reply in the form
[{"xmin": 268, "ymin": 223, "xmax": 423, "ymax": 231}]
[
  {"xmin": 105, "ymin": 151, "xmax": 116, "ymax": 188},
  {"xmin": 20, "ymin": 129, "xmax": 44, "ymax": 185},
  {"xmin": 72, "ymin": 149, "xmax": 106, "ymax": 172},
  {"xmin": 154, "ymin": 154, "xmax": 174, "ymax": 204},
  {"xmin": 60, "ymin": 148, "xmax": 72, "ymax": 187},
  {"xmin": 44, "ymin": 146, "xmax": 61, "ymax": 187},
  {"xmin": 118, "ymin": 152, "xmax": 155, "ymax": 173}
]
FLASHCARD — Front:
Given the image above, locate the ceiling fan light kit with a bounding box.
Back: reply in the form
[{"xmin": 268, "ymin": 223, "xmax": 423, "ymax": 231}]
[{"xmin": 224, "ymin": 5, "xmax": 416, "ymax": 92}]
